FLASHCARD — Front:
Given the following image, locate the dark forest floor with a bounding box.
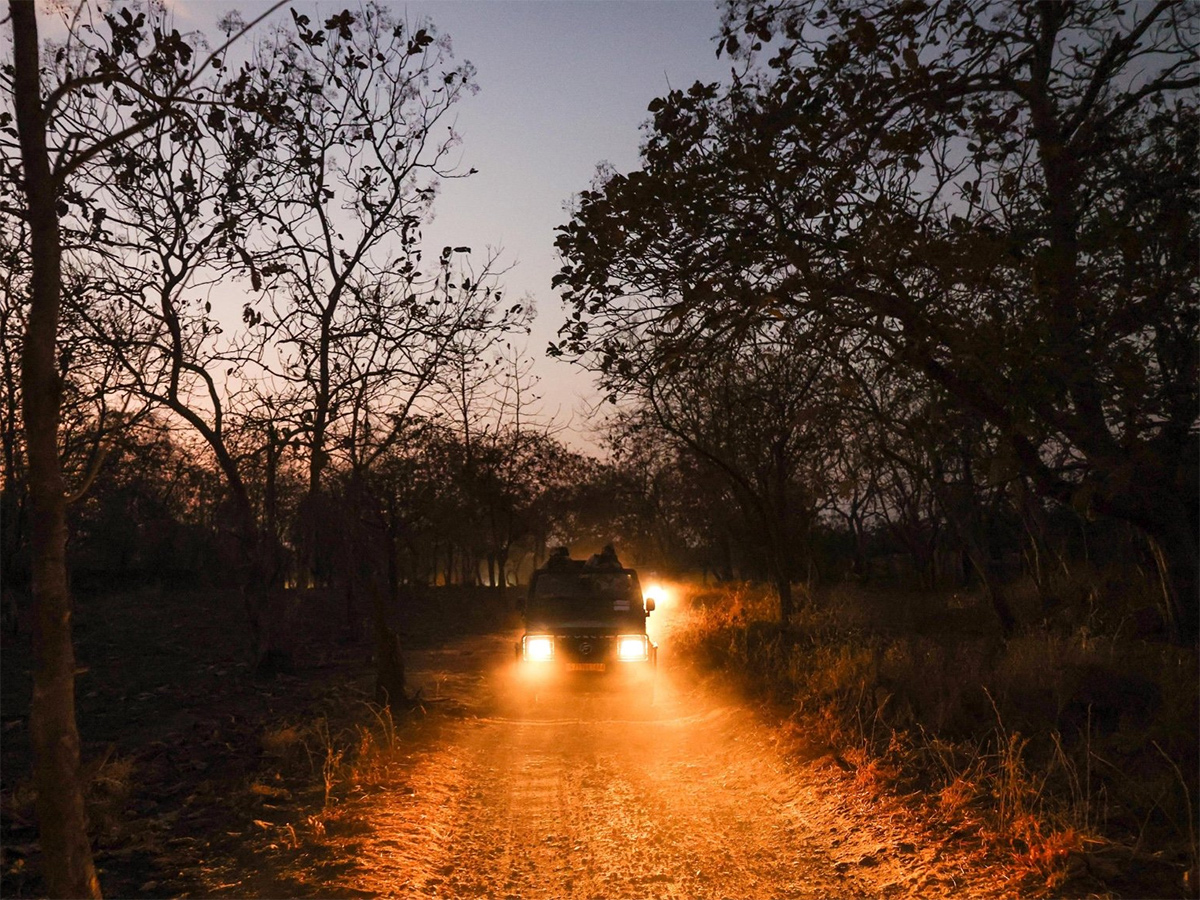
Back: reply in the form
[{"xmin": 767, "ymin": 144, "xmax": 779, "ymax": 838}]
[{"xmin": 0, "ymin": 581, "xmax": 513, "ymax": 898}]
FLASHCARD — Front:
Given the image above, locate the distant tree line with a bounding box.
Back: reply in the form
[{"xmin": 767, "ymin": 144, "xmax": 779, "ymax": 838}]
[{"xmin": 1, "ymin": 402, "xmax": 615, "ymax": 594}]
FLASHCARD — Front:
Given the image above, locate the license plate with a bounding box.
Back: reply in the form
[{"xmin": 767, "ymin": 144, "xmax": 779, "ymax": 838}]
[{"xmin": 566, "ymin": 663, "xmax": 606, "ymax": 672}]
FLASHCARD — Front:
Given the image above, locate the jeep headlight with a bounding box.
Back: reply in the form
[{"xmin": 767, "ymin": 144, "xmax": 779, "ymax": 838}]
[
  {"xmin": 522, "ymin": 634, "xmax": 554, "ymax": 662},
  {"xmin": 616, "ymin": 634, "xmax": 649, "ymax": 662}
]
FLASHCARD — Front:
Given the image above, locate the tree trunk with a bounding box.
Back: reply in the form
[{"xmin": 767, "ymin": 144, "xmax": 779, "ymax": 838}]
[
  {"xmin": 764, "ymin": 506, "xmax": 797, "ymax": 622},
  {"xmin": 932, "ymin": 461, "xmax": 1016, "ymax": 635},
  {"xmin": 226, "ymin": 495, "xmax": 286, "ymax": 677},
  {"xmin": 496, "ymin": 547, "xmax": 509, "ymax": 594},
  {"xmin": 719, "ymin": 528, "xmax": 734, "ymax": 581},
  {"xmin": 962, "ymin": 537, "xmax": 1016, "ymax": 635},
  {"xmin": 11, "ymin": 4, "xmax": 102, "ymax": 895},
  {"xmin": 463, "ymin": 550, "xmax": 477, "ymax": 587},
  {"xmin": 775, "ymin": 575, "xmax": 794, "ymax": 623}
]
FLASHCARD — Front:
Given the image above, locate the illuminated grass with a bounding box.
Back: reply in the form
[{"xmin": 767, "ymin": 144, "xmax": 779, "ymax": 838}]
[{"xmin": 668, "ymin": 578, "xmax": 1199, "ymax": 896}]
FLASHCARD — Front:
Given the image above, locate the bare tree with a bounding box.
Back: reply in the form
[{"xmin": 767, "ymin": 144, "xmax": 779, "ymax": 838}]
[{"xmin": 231, "ymin": 6, "xmax": 475, "ymax": 491}]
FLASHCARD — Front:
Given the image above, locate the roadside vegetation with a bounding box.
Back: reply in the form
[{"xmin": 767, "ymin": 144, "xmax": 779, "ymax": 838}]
[{"xmin": 670, "ymin": 573, "xmax": 1199, "ymax": 898}]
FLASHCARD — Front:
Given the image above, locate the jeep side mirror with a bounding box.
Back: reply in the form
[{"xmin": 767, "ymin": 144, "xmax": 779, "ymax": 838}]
[{"xmin": 645, "ymin": 598, "xmax": 655, "ymax": 614}]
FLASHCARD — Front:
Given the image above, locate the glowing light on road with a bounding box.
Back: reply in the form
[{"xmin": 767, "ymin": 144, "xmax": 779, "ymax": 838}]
[{"xmin": 523, "ymin": 635, "xmax": 554, "ymax": 661}]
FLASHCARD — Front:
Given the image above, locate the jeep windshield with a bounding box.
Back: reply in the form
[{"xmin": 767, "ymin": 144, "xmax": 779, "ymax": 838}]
[{"xmin": 528, "ymin": 571, "xmax": 642, "ymax": 622}]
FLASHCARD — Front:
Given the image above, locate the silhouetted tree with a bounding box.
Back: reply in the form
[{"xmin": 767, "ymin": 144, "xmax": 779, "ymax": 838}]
[
  {"xmin": 233, "ymin": 6, "xmax": 485, "ymax": 490},
  {"xmin": 54, "ymin": 19, "xmax": 297, "ymax": 673},
  {"xmin": 220, "ymin": 9, "xmax": 524, "ymax": 700},
  {"xmin": 5, "ymin": 4, "xmax": 280, "ymax": 891},
  {"xmin": 557, "ymin": 0, "xmax": 1198, "ymax": 639},
  {"xmin": 608, "ymin": 413, "xmax": 744, "ymax": 578},
  {"xmin": 69, "ymin": 415, "xmax": 223, "ymax": 579}
]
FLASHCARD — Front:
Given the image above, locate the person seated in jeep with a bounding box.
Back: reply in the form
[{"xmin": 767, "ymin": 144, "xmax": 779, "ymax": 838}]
[
  {"xmin": 544, "ymin": 545, "xmax": 575, "ymax": 571},
  {"xmin": 587, "ymin": 543, "xmax": 621, "ymax": 569}
]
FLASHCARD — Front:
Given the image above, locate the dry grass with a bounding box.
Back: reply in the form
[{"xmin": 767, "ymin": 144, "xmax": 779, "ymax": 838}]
[
  {"xmin": 669, "ymin": 577, "xmax": 1200, "ymax": 897},
  {"xmin": 84, "ymin": 750, "xmax": 137, "ymax": 843},
  {"xmin": 251, "ymin": 701, "xmax": 411, "ymax": 821}
]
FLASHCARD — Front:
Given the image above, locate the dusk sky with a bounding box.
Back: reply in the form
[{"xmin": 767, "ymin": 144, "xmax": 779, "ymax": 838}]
[
  {"xmin": 173, "ymin": 0, "xmax": 735, "ymax": 451},
  {"xmin": 408, "ymin": 1, "xmax": 731, "ymax": 447}
]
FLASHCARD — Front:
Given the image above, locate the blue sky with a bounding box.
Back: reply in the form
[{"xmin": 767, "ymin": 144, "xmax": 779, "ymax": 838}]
[{"xmin": 166, "ymin": 0, "xmax": 732, "ymax": 451}]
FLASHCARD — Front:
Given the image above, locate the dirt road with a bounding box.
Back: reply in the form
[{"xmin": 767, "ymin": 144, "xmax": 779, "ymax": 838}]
[{"xmin": 302, "ymin": 621, "xmax": 1022, "ymax": 900}]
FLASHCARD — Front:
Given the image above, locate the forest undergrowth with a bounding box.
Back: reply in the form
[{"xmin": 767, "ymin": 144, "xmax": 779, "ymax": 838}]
[
  {"xmin": 669, "ymin": 575, "xmax": 1200, "ymax": 899},
  {"xmin": 0, "ymin": 584, "xmax": 507, "ymax": 898}
]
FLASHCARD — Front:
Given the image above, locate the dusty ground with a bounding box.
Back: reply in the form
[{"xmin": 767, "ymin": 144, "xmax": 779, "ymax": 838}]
[
  {"xmin": 306, "ymin": 632, "xmax": 1024, "ymax": 900},
  {"xmin": 220, "ymin": 601, "xmax": 1026, "ymax": 899},
  {"xmin": 2, "ymin": 588, "xmax": 1027, "ymax": 898}
]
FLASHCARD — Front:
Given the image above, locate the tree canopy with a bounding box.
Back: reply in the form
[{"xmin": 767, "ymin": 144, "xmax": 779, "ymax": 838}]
[{"xmin": 555, "ymin": 0, "xmax": 1198, "ymax": 637}]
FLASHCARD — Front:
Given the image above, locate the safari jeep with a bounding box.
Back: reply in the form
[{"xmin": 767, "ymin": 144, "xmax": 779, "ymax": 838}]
[{"xmin": 515, "ymin": 546, "xmax": 656, "ymax": 703}]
